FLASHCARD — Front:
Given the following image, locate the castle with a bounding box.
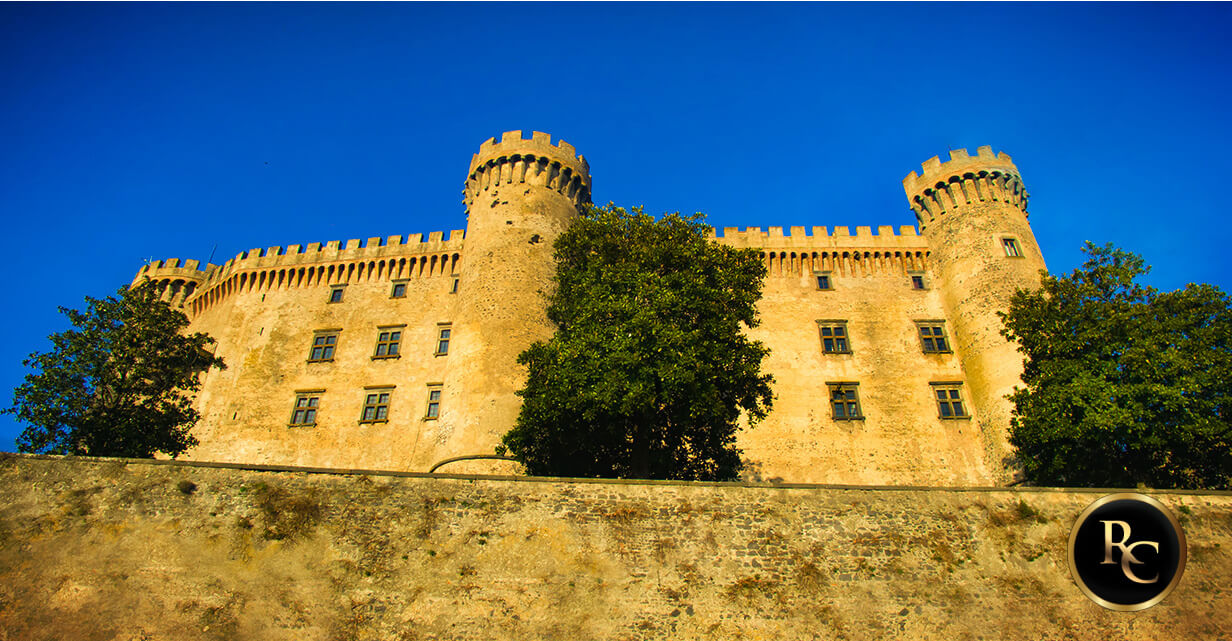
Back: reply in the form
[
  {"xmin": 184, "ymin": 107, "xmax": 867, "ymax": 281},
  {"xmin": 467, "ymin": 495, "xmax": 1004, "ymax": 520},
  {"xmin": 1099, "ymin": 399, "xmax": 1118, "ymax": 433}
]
[{"xmin": 132, "ymin": 131, "xmax": 1045, "ymax": 485}]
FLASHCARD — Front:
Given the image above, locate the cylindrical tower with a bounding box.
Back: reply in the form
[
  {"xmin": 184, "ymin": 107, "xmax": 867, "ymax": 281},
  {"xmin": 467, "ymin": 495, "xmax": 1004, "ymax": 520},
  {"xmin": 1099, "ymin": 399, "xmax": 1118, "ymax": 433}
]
[
  {"xmin": 130, "ymin": 258, "xmax": 211, "ymax": 310},
  {"xmin": 903, "ymin": 146, "xmax": 1046, "ymax": 484},
  {"xmin": 443, "ymin": 131, "xmax": 591, "ymax": 460}
]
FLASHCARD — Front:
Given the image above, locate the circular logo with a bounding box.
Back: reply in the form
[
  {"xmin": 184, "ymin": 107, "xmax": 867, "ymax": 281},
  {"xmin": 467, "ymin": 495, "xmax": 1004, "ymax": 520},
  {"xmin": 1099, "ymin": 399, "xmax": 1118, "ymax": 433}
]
[{"xmin": 1068, "ymin": 493, "xmax": 1187, "ymax": 611}]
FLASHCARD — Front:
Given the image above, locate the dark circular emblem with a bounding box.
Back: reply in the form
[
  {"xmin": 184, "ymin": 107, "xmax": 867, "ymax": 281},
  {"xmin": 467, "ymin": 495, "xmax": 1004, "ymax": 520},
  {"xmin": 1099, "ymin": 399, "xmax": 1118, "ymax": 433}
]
[{"xmin": 1068, "ymin": 493, "xmax": 1186, "ymax": 611}]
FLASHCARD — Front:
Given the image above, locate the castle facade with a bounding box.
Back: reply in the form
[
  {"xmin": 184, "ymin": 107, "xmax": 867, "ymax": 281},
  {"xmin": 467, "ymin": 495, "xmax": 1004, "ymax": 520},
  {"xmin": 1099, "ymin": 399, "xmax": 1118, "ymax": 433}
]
[{"xmin": 133, "ymin": 131, "xmax": 1045, "ymax": 485}]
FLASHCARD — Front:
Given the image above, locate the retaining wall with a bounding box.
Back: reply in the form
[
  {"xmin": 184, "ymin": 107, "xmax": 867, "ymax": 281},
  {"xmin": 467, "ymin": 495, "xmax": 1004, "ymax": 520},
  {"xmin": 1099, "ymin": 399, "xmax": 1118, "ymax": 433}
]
[{"xmin": 1, "ymin": 454, "xmax": 1229, "ymax": 640}]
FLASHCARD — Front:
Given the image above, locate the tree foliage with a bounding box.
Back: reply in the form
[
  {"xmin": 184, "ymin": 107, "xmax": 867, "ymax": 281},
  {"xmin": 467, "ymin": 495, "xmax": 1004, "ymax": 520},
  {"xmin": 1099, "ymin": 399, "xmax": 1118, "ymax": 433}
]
[
  {"xmin": 1000, "ymin": 242, "xmax": 1232, "ymax": 489},
  {"xmin": 500, "ymin": 204, "xmax": 774, "ymax": 481},
  {"xmin": 6, "ymin": 282, "xmax": 225, "ymax": 458}
]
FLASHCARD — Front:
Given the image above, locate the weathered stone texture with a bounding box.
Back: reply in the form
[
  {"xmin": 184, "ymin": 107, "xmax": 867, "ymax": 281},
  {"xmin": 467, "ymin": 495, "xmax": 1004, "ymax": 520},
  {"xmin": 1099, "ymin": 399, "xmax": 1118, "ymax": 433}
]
[{"xmin": 2, "ymin": 455, "xmax": 1230, "ymax": 640}]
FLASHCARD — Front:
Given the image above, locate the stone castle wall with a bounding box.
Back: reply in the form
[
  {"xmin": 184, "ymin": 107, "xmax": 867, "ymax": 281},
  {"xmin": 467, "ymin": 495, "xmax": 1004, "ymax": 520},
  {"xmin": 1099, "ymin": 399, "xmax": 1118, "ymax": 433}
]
[
  {"xmin": 2, "ymin": 455, "xmax": 1229, "ymax": 640},
  {"xmin": 717, "ymin": 226, "xmax": 991, "ymax": 485},
  {"xmin": 132, "ymin": 133, "xmax": 1045, "ymax": 485}
]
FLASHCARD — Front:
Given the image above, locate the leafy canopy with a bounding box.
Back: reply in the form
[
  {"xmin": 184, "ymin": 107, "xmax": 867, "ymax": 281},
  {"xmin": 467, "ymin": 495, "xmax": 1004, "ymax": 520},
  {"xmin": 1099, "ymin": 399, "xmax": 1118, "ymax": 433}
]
[
  {"xmin": 7, "ymin": 282, "xmax": 225, "ymax": 458},
  {"xmin": 1000, "ymin": 242, "xmax": 1231, "ymax": 489},
  {"xmin": 500, "ymin": 204, "xmax": 774, "ymax": 481}
]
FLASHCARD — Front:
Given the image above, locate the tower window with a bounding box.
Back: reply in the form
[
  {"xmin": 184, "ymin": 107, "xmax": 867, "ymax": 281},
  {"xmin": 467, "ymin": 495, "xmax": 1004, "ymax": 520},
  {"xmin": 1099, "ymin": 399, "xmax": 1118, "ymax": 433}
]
[
  {"xmin": 329, "ymin": 286, "xmax": 345, "ymax": 303},
  {"xmin": 815, "ymin": 272, "xmax": 833, "ymax": 291},
  {"xmin": 828, "ymin": 383, "xmax": 862, "ymax": 420},
  {"xmin": 290, "ymin": 393, "xmax": 321, "ymax": 426},
  {"xmin": 435, "ymin": 325, "xmax": 452, "ymax": 356},
  {"xmin": 1002, "ymin": 237, "xmax": 1022, "ymax": 258},
  {"xmin": 451, "ymin": 278, "xmax": 460, "ymax": 294},
  {"xmin": 916, "ymin": 322, "xmax": 951, "ymax": 353},
  {"xmin": 932, "ymin": 383, "xmax": 969, "ymax": 419},
  {"xmin": 373, "ymin": 328, "xmax": 402, "ymax": 358},
  {"xmin": 360, "ymin": 390, "xmax": 392, "ymax": 423},
  {"xmin": 425, "ymin": 385, "xmax": 442, "ymax": 419},
  {"xmin": 817, "ymin": 321, "xmax": 851, "ymax": 354},
  {"xmin": 910, "ymin": 274, "xmax": 926, "ymax": 290},
  {"xmin": 308, "ymin": 331, "xmax": 339, "ymax": 362},
  {"xmin": 391, "ymin": 281, "xmax": 408, "ymax": 298}
]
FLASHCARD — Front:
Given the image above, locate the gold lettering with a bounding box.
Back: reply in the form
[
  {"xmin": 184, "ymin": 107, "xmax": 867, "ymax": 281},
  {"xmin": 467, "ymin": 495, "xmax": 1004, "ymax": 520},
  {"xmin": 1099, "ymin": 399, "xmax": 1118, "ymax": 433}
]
[{"xmin": 1100, "ymin": 520, "xmax": 1159, "ymax": 584}]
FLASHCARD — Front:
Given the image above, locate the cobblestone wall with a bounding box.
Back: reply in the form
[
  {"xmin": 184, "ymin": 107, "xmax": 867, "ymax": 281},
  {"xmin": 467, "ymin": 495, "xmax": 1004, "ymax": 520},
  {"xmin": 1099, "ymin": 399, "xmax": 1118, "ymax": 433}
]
[{"xmin": 1, "ymin": 454, "xmax": 1229, "ymax": 640}]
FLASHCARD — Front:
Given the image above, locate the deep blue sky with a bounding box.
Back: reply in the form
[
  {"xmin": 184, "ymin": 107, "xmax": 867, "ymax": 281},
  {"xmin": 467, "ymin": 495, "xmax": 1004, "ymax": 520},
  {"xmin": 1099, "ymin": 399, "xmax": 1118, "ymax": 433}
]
[{"xmin": 2, "ymin": 3, "xmax": 1230, "ymax": 451}]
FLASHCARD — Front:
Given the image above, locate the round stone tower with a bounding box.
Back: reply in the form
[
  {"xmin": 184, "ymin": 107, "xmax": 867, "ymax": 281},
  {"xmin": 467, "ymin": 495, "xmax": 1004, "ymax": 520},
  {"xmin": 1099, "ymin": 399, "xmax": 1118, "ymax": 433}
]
[
  {"xmin": 444, "ymin": 131, "xmax": 591, "ymax": 459},
  {"xmin": 903, "ymin": 147, "xmax": 1046, "ymax": 484},
  {"xmin": 130, "ymin": 258, "xmax": 211, "ymax": 310}
]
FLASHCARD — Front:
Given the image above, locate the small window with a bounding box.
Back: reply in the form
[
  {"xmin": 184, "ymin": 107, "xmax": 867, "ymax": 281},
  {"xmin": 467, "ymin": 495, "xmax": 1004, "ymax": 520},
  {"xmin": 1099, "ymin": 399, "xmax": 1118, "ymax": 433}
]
[
  {"xmin": 828, "ymin": 383, "xmax": 862, "ymax": 420},
  {"xmin": 910, "ymin": 274, "xmax": 926, "ymax": 290},
  {"xmin": 290, "ymin": 393, "xmax": 320, "ymax": 426},
  {"xmin": 817, "ymin": 321, "xmax": 851, "ymax": 354},
  {"xmin": 308, "ymin": 332, "xmax": 338, "ymax": 362},
  {"xmin": 435, "ymin": 325, "xmax": 451, "ymax": 356},
  {"xmin": 815, "ymin": 272, "xmax": 833, "ymax": 291},
  {"xmin": 329, "ymin": 287, "xmax": 345, "ymax": 303},
  {"xmin": 425, "ymin": 385, "xmax": 442, "ymax": 419},
  {"xmin": 1002, "ymin": 238, "xmax": 1022, "ymax": 258},
  {"xmin": 917, "ymin": 322, "xmax": 951, "ymax": 353},
  {"xmin": 373, "ymin": 329, "xmax": 402, "ymax": 358},
  {"xmin": 391, "ymin": 282, "xmax": 407, "ymax": 298},
  {"xmin": 360, "ymin": 390, "xmax": 392, "ymax": 423},
  {"xmin": 450, "ymin": 278, "xmax": 460, "ymax": 294},
  {"xmin": 933, "ymin": 383, "xmax": 969, "ymax": 419}
]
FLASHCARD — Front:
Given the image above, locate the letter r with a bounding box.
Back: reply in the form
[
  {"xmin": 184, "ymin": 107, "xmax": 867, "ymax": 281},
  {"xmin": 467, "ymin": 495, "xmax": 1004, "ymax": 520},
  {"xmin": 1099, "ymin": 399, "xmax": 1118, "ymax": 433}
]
[
  {"xmin": 1101, "ymin": 520, "xmax": 1133, "ymax": 565},
  {"xmin": 1100, "ymin": 519, "xmax": 1160, "ymax": 584}
]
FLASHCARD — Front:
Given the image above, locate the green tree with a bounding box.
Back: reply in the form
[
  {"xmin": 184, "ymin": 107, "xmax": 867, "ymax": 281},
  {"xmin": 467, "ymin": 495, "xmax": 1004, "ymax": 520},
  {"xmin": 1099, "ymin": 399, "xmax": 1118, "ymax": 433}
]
[
  {"xmin": 1000, "ymin": 242, "xmax": 1232, "ymax": 489},
  {"xmin": 500, "ymin": 204, "xmax": 774, "ymax": 481},
  {"xmin": 6, "ymin": 281, "xmax": 225, "ymax": 458}
]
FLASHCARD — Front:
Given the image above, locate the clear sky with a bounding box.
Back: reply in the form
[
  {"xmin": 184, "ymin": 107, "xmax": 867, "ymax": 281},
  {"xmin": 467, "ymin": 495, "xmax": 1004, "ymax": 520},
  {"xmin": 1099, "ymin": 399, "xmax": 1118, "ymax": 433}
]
[{"xmin": 2, "ymin": 2, "xmax": 1229, "ymax": 452}]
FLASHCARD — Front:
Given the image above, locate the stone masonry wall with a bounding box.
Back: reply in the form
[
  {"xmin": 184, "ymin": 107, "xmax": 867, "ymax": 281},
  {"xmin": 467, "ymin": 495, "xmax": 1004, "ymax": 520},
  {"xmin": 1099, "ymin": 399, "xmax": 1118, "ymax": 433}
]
[
  {"xmin": 2, "ymin": 455, "xmax": 1230, "ymax": 640},
  {"xmin": 721, "ymin": 228, "xmax": 989, "ymax": 486},
  {"xmin": 179, "ymin": 256, "xmax": 469, "ymax": 474}
]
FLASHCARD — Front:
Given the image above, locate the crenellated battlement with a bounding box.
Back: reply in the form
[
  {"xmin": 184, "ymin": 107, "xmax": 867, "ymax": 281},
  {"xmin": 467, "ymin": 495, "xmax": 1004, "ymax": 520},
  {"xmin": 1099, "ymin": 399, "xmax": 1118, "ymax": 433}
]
[
  {"xmin": 708, "ymin": 226, "xmax": 931, "ymax": 278},
  {"xmin": 131, "ymin": 259, "xmax": 213, "ymax": 307},
  {"xmin": 710, "ymin": 224, "xmax": 926, "ymax": 249},
  {"xmin": 132, "ymin": 230, "xmax": 467, "ymax": 315},
  {"xmin": 464, "ymin": 130, "xmax": 592, "ymax": 211},
  {"xmin": 205, "ymin": 230, "xmax": 465, "ymax": 284},
  {"xmin": 135, "ymin": 230, "xmax": 464, "ymax": 287},
  {"xmin": 133, "ymin": 258, "xmax": 212, "ymax": 283},
  {"xmin": 902, "ymin": 146, "xmax": 1018, "ymax": 194},
  {"xmin": 902, "ymin": 146, "xmax": 1028, "ymax": 229}
]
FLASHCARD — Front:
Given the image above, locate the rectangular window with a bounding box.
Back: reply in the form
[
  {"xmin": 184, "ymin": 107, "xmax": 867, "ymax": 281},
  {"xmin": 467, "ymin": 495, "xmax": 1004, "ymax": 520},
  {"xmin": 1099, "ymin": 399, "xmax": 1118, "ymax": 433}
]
[
  {"xmin": 917, "ymin": 322, "xmax": 951, "ymax": 353},
  {"xmin": 815, "ymin": 272, "xmax": 833, "ymax": 291},
  {"xmin": 290, "ymin": 393, "xmax": 320, "ymax": 426},
  {"xmin": 425, "ymin": 385, "xmax": 442, "ymax": 419},
  {"xmin": 828, "ymin": 383, "xmax": 862, "ymax": 420},
  {"xmin": 911, "ymin": 274, "xmax": 926, "ymax": 290},
  {"xmin": 933, "ymin": 383, "xmax": 969, "ymax": 418},
  {"xmin": 373, "ymin": 328, "xmax": 402, "ymax": 358},
  {"xmin": 817, "ymin": 321, "xmax": 850, "ymax": 354},
  {"xmin": 361, "ymin": 390, "xmax": 392, "ymax": 423},
  {"xmin": 450, "ymin": 278, "xmax": 460, "ymax": 294},
  {"xmin": 435, "ymin": 325, "xmax": 451, "ymax": 356},
  {"xmin": 391, "ymin": 282, "xmax": 407, "ymax": 298},
  {"xmin": 308, "ymin": 332, "xmax": 338, "ymax": 362},
  {"xmin": 1002, "ymin": 238, "xmax": 1022, "ymax": 258},
  {"xmin": 329, "ymin": 286, "xmax": 345, "ymax": 303}
]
